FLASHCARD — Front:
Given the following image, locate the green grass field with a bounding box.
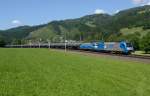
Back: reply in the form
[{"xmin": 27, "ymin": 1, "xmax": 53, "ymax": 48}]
[{"xmin": 0, "ymin": 48, "xmax": 150, "ymax": 96}]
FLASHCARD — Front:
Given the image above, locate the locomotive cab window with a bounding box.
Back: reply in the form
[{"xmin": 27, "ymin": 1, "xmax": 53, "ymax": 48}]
[
  {"xmin": 92, "ymin": 43, "xmax": 98, "ymax": 46},
  {"xmin": 126, "ymin": 43, "xmax": 132, "ymax": 47}
]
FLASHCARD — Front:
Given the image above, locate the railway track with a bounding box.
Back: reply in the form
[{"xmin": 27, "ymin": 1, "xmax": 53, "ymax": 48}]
[
  {"xmin": 67, "ymin": 49, "xmax": 150, "ymax": 60},
  {"xmin": 126, "ymin": 54, "xmax": 150, "ymax": 59}
]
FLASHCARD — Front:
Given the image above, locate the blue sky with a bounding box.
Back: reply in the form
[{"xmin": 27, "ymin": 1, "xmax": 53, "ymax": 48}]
[{"xmin": 0, "ymin": 0, "xmax": 150, "ymax": 30}]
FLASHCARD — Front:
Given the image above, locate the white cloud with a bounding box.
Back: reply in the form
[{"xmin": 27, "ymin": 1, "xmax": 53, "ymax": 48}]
[
  {"xmin": 132, "ymin": 0, "xmax": 145, "ymax": 4},
  {"xmin": 132, "ymin": 0, "xmax": 150, "ymax": 5},
  {"xmin": 12, "ymin": 20, "xmax": 22, "ymax": 25},
  {"xmin": 146, "ymin": 1, "xmax": 150, "ymax": 5},
  {"xmin": 115, "ymin": 10, "xmax": 120, "ymax": 14},
  {"xmin": 94, "ymin": 9, "xmax": 105, "ymax": 14}
]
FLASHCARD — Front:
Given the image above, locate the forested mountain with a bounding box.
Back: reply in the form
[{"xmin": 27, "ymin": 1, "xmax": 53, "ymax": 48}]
[
  {"xmin": 0, "ymin": 25, "xmax": 46, "ymax": 43},
  {"xmin": 0, "ymin": 5, "xmax": 150, "ymax": 45},
  {"xmin": 27, "ymin": 5, "xmax": 150, "ymax": 42},
  {"xmin": 27, "ymin": 14, "xmax": 113, "ymax": 42}
]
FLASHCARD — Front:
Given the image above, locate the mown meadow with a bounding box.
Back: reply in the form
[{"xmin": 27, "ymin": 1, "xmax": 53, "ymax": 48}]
[{"xmin": 0, "ymin": 48, "xmax": 150, "ymax": 96}]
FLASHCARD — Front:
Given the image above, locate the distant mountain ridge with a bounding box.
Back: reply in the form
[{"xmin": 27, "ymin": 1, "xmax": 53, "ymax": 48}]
[
  {"xmin": 0, "ymin": 25, "xmax": 46, "ymax": 43},
  {"xmin": 0, "ymin": 5, "xmax": 150, "ymax": 43}
]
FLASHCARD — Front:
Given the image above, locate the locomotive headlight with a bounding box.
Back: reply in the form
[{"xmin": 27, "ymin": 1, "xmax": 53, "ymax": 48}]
[
  {"xmin": 127, "ymin": 47, "xmax": 133, "ymax": 50},
  {"xmin": 94, "ymin": 45, "xmax": 98, "ymax": 49}
]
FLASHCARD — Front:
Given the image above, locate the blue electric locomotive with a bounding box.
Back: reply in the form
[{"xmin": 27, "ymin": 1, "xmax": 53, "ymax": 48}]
[{"xmin": 79, "ymin": 41, "xmax": 134, "ymax": 54}]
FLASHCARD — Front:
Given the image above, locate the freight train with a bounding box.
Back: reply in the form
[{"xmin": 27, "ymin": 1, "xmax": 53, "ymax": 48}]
[{"xmin": 6, "ymin": 41, "xmax": 134, "ymax": 54}]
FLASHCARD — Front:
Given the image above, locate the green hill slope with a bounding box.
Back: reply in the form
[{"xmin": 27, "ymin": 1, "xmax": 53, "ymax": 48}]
[
  {"xmin": 0, "ymin": 25, "xmax": 46, "ymax": 43},
  {"xmin": 27, "ymin": 5, "xmax": 150, "ymax": 42},
  {"xmin": 27, "ymin": 14, "xmax": 112, "ymax": 41}
]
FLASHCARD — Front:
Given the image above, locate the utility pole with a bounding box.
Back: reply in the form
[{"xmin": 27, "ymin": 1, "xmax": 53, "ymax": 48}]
[
  {"xmin": 21, "ymin": 40, "xmax": 22, "ymax": 48},
  {"xmin": 29, "ymin": 40, "xmax": 32, "ymax": 48},
  {"xmin": 49, "ymin": 41, "xmax": 51, "ymax": 49},
  {"xmin": 80, "ymin": 35, "xmax": 82, "ymax": 42},
  {"xmin": 47, "ymin": 39, "xmax": 51, "ymax": 48},
  {"xmin": 39, "ymin": 38, "xmax": 42, "ymax": 48},
  {"xmin": 80, "ymin": 32, "xmax": 82, "ymax": 42},
  {"xmin": 65, "ymin": 40, "xmax": 67, "ymax": 52},
  {"xmin": 101, "ymin": 32, "xmax": 104, "ymax": 41},
  {"xmin": 65, "ymin": 31, "xmax": 67, "ymax": 52}
]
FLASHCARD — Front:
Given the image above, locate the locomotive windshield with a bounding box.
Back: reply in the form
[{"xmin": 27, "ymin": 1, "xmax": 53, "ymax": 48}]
[{"xmin": 126, "ymin": 43, "xmax": 132, "ymax": 47}]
